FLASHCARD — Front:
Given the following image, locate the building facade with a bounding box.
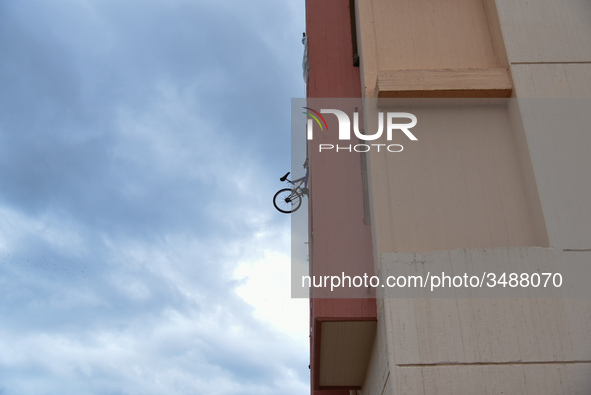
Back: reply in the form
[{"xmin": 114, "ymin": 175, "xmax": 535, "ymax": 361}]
[{"xmin": 305, "ymin": 0, "xmax": 591, "ymax": 393}]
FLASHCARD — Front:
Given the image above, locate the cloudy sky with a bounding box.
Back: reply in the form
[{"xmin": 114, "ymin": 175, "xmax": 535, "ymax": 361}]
[{"xmin": 0, "ymin": 1, "xmax": 309, "ymax": 394}]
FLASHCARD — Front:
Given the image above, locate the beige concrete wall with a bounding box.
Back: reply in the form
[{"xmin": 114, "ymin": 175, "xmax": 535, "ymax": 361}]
[
  {"xmin": 360, "ymin": 299, "xmax": 391, "ymax": 395},
  {"xmin": 377, "ymin": 247, "xmax": 591, "ymax": 394},
  {"xmin": 372, "ymin": 0, "xmax": 498, "ymax": 71},
  {"xmin": 391, "ymin": 364, "xmax": 591, "ymax": 394},
  {"xmin": 355, "ymin": 0, "xmax": 509, "ymax": 98},
  {"xmin": 512, "ymin": 64, "xmax": 591, "ymax": 98},
  {"xmin": 354, "ymin": 0, "xmax": 538, "ymax": 258},
  {"xmin": 495, "ymin": 1, "xmax": 591, "ymax": 248},
  {"xmin": 496, "ymin": 0, "xmax": 591, "ymax": 63},
  {"xmin": 354, "ymin": 0, "xmax": 591, "ymax": 393},
  {"xmin": 513, "ymin": 97, "xmax": 591, "ymax": 249},
  {"xmin": 363, "ymin": 102, "xmax": 546, "ymax": 259},
  {"xmin": 380, "ymin": 248, "xmax": 591, "ymax": 362}
]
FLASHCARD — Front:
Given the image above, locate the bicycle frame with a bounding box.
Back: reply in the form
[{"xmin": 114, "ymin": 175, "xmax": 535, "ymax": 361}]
[{"xmin": 285, "ymin": 167, "xmax": 309, "ymax": 195}]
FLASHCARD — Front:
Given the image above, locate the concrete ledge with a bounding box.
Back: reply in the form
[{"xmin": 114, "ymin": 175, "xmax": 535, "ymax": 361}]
[
  {"xmin": 316, "ymin": 320, "xmax": 377, "ymax": 389},
  {"xmin": 377, "ymin": 68, "xmax": 513, "ymax": 98}
]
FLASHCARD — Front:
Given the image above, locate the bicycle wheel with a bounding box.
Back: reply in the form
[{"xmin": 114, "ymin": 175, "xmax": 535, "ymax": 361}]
[{"xmin": 273, "ymin": 188, "xmax": 302, "ymax": 214}]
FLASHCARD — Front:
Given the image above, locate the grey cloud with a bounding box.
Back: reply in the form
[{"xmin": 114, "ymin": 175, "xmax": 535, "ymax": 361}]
[{"xmin": 0, "ymin": 0, "xmax": 307, "ymax": 393}]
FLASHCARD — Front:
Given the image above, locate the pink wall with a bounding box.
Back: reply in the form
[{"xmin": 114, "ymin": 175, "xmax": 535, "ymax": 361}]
[{"xmin": 306, "ymin": 0, "xmax": 377, "ymax": 391}]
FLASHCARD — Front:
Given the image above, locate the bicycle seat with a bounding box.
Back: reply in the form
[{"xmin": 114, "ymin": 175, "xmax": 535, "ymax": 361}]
[{"xmin": 280, "ymin": 172, "xmax": 290, "ymax": 182}]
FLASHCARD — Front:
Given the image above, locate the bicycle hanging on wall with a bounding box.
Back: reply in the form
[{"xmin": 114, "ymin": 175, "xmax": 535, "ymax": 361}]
[{"xmin": 273, "ymin": 159, "xmax": 309, "ymax": 214}]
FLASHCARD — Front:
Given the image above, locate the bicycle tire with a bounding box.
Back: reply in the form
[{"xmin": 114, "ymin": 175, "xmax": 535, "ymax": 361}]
[{"xmin": 273, "ymin": 188, "xmax": 302, "ymax": 214}]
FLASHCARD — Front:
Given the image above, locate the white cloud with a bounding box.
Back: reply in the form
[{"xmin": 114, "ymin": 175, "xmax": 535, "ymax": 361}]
[{"xmin": 234, "ymin": 248, "xmax": 309, "ymax": 341}]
